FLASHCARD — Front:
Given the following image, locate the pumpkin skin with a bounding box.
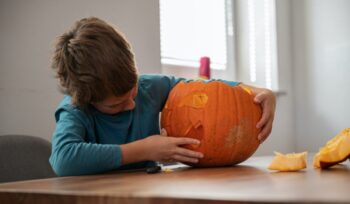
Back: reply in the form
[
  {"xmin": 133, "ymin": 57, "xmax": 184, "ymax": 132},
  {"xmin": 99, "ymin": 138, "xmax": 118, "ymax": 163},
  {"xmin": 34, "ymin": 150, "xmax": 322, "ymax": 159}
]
[{"xmin": 161, "ymin": 81, "xmax": 262, "ymax": 167}]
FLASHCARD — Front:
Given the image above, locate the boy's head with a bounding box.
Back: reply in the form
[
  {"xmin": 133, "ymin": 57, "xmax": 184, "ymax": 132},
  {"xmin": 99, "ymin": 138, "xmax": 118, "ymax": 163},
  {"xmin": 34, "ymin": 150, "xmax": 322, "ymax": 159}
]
[{"xmin": 51, "ymin": 17, "xmax": 138, "ymax": 110}]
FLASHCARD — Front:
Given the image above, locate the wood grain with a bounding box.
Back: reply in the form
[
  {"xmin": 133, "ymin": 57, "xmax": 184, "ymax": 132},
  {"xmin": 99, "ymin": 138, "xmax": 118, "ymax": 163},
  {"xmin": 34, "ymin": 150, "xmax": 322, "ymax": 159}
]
[{"xmin": 0, "ymin": 155, "xmax": 349, "ymax": 204}]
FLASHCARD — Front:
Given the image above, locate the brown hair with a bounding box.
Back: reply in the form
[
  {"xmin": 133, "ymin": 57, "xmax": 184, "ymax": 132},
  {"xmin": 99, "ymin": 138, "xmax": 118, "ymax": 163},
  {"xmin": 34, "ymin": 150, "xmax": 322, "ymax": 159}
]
[{"xmin": 51, "ymin": 17, "xmax": 138, "ymax": 108}]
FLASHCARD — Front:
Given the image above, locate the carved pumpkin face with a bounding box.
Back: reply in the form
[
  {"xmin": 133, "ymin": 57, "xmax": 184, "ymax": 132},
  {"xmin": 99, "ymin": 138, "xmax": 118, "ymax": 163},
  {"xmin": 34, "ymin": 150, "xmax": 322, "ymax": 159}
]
[{"xmin": 161, "ymin": 81, "xmax": 262, "ymax": 167}]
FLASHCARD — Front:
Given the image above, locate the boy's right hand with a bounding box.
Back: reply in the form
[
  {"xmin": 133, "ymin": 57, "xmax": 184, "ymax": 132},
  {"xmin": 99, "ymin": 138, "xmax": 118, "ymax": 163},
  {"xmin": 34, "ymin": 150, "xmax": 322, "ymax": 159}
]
[{"xmin": 143, "ymin": 130, "xmax": 204, "ymax": 163}]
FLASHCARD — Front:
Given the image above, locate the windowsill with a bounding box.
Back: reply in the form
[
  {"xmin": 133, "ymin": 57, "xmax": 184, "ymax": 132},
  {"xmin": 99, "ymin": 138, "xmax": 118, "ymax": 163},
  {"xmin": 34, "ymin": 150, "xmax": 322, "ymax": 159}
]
[
  {"xmin": 162, "ymin": 63, "xmax": 235, "ymax": 81},
  {"xmin": 273, "ymin": 90, "xmax": 287, "ymax": 97},
  {"xmin": 162, "ymin": 63, "xmax": 286, "ymax": 97},
  {"xmin": 161, "ymin": 63, "xmax": 226, "ymax": 71}
]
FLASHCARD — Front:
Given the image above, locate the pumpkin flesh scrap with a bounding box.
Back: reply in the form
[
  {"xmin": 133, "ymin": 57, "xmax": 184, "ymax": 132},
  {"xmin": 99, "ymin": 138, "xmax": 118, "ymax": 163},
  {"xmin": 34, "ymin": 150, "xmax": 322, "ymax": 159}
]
[
  {"xmin": 268, "ymin": 151, "xmax": 307, "ymax": 172},
  {"xmin": 313, "ymin": 128, "xmax": 350, "ymax": 169}
]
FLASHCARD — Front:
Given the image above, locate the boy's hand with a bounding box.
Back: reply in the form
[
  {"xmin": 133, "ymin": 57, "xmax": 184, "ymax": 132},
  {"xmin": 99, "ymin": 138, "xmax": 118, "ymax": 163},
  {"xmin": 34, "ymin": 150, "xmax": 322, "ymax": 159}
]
[
  {"xmin": 239, "ymin": 84, "xmax": 276, "ymax": 143},
  {"xmin": 143, "ymin": 130, "xmax": 204, "ymax": 163},
  {"xmin": 253, "ymin": 88, "xmax": 276, "ymax": 143}
]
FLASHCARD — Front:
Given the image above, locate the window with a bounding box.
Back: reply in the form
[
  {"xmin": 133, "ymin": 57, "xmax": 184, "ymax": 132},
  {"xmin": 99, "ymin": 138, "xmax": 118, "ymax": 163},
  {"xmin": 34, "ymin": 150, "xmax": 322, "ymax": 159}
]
[
  {"xmin": 160, "ymin": 0, "xmax": 278, "ymax": 89},
  {"xmin": 237, "ymin": 0, "xmax": 278, "ymax": 89},
  {"xmin": 159, "ymin": 0, "xmax": 231, "ymax": 70}
]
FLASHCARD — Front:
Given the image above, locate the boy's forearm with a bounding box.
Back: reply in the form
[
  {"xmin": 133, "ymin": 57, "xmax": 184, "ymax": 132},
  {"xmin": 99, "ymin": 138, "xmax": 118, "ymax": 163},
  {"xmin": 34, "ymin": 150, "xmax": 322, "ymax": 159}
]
[
  {"xmin": 120, "ymin": 138, "xmax": 150, "ymax": 165},
  {"xmin": 50, "ymin": 142, "xmax": 123, "ymax": 176}
]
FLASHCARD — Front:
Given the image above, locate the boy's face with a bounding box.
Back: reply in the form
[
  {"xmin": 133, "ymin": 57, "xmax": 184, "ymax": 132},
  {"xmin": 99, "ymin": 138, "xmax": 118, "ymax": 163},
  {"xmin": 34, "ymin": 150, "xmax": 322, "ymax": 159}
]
[{"xmin": 92, "ymin": 85, "xmax": 138, "ymax": 115}]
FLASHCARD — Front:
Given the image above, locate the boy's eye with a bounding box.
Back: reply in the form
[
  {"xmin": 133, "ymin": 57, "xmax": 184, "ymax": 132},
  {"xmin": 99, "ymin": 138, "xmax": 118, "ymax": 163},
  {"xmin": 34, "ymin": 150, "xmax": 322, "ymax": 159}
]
[
  {"xmin": 108, "ymin": 101, "xmax": 128, "ymax": 109},
  {"xmin": 108, "ymin": 104, "xmax": 120, "ymax": 109}
]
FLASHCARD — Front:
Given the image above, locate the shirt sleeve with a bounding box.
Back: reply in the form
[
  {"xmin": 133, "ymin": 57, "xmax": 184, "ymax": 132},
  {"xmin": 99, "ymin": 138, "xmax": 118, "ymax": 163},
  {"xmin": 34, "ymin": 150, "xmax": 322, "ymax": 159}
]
[
  {"xmin": 139, "ymin": 74, "xmax": 184, "ymax": 111},
  {"xmin": 139, "ymin": 74, "xmax": 240, "ymax": 112},
  {"xmin": 201, "ymin": 78, "xmax": 240, "ymax": 86},
  {"xmin": 49, "ymin": 110, "xmax": 122, "ymax": 176}
]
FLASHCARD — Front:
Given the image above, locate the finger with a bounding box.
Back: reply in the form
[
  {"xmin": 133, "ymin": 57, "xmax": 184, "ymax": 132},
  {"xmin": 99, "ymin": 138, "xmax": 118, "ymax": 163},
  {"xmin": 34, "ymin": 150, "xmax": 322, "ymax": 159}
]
[
  {"xmin": 173, "ymin": 155, "xmax": 199, "ymax": 163},
  {"xmin": 254, "ymin": 92, "xmax": 265, "ymax": 104},
  {"xmin": 258, "ymin": 122, "xmax": 272, "ymax": 143},
  {"xmin": 160, "ymin": 128, "xmax": 168, "ymax": 136},
  {"xmin": 256, "ymin": 105, "xmax": 270, "ymax": 129},
  {"xmin": 173, "ymin": 137, "xmax": 200, "ymax": 145},
  {"xmin": 160, "ymin": 157, "xmax": 175, "ymax": 163},
  {"xmin": 176, "ymin": 147, "xmax": 204, "ymax": 158},
  {"xmin": 258, "ymin": 119, "xmax": 273, "ymax": 142}
]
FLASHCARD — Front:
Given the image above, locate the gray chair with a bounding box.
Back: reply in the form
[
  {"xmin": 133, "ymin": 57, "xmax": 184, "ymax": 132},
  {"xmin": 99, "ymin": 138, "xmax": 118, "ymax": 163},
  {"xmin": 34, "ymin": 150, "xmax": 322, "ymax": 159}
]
[{"xmin": 0, "ymin": 135, "xmax": 56, "ymax": 183}]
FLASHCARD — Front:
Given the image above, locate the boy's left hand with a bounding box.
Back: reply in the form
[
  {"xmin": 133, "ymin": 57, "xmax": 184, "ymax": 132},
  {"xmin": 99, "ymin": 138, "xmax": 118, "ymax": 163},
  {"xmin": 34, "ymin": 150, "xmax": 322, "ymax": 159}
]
[
  {"xmin": 253, "ymin": 88, "xmax": 276, "ymax": 143},
  {"xmin": 239, "ymin": 84, "xmax": 276, "ymax": 143}
]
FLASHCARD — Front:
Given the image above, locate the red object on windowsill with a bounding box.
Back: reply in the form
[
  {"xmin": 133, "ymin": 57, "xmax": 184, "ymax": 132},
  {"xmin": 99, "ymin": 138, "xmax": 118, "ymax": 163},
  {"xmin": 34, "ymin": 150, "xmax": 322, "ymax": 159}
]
[{"xmin": 199, "ymin": 57, "xmax": 211, "ymax": 80}]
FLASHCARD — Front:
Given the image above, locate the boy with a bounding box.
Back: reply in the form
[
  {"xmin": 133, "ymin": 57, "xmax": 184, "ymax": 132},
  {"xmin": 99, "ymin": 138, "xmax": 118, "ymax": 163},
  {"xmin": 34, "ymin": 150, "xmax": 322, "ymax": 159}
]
[{"xmin": 50, "ymin": 17, "xmax": 276, "ymax": 176}]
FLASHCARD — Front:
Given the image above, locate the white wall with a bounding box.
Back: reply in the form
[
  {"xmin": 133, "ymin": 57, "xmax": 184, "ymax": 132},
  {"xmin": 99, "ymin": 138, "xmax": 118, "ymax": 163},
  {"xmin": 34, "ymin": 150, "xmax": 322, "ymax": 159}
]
[
  {"xmin": 0, "ymin": 0, "xmax": 161, "ymax": 141},
  {"xmin": 250, "ymin": 0, "xmax": 350, "ymax": 155},
  {"xmin": 292, "ymin": 0, "xmax": 350, "ymax": 152},
  {"xmin": 217, "ymin": 0, "xmax": 350, "ymax": 155}
]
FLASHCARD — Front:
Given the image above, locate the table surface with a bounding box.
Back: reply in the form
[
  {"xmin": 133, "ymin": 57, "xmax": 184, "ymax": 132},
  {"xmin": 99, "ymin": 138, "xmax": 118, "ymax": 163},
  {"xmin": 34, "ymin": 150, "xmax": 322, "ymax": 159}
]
[{"xmin": 0, "ymin": 155, "xmax": 349, "ymax": 204}]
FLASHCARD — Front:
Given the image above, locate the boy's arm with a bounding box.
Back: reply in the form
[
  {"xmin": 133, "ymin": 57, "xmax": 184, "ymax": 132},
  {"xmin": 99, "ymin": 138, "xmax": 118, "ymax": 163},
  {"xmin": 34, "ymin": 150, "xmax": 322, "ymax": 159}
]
[
  {"xmin": 50, "ymin": 111, "xmax": 122, "ymax": 176},
  {"xmin": 50, "ymin": 110, "xmax": 203, "ymax": 176},
  {"xmin": 142, "ymin": 75, "xmax": 240, "ymax": 111}
]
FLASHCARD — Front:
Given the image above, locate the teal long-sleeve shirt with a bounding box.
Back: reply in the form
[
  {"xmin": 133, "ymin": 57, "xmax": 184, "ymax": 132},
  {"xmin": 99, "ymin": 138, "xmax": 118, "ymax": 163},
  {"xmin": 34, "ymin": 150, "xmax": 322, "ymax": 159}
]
[{"xmin": 49, "ymin": 74, "xmax": 239, "ymax": 176}]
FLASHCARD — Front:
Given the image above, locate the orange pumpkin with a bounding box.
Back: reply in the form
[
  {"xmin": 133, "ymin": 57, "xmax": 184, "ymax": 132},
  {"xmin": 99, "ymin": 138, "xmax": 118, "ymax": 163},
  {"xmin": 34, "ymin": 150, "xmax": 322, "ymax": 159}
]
[{"xmin": 161, "ymin": 81, "xmax": 262, "ymax": 167}]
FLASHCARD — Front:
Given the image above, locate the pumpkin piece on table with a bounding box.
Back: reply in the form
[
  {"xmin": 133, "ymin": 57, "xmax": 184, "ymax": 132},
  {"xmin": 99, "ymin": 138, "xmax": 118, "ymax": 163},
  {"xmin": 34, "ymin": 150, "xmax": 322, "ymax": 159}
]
[
  {"xmin": 161, "ymin": 81, "xmax": 262, "ymax": 167},
  {"xmin": 313, "ymin": 128, "xmax": 350, "ymax": 169},
  {"xmin": 268, "ymin": 151, "xmax": 308, "ymax": 172}
]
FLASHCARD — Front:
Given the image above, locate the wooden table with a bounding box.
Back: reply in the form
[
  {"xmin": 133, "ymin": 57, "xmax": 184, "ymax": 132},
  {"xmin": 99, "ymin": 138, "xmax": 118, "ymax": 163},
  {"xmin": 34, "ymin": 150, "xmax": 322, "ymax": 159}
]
[{"xmin": 0, "ymin": 155, "xmax": 349, "ymax": 204}]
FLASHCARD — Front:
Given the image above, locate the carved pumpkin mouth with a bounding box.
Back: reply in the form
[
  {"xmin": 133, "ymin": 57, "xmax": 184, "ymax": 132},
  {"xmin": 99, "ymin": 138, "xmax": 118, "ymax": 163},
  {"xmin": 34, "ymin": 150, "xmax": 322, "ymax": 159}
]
[
  {"xmin": 161, "ymin": 81, "xmax": 262, "ymax": 167},
  {"xmin": 183, "ymin": 123, "xmax": 203, "ymax": 149}
]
